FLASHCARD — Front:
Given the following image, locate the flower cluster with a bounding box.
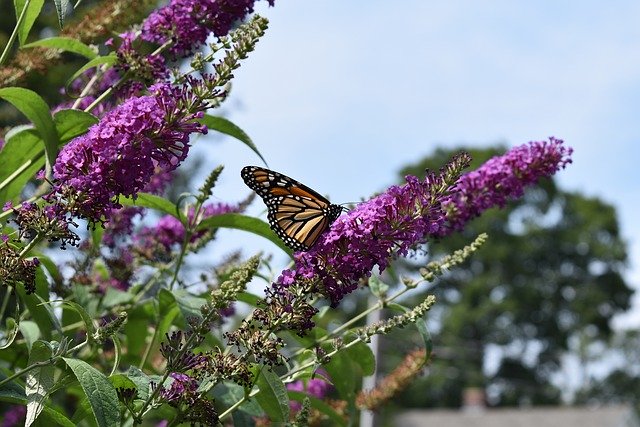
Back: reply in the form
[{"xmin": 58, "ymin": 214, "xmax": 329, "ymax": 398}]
[
  {"xmin": 5, "ymin": 201, "xmax": 80, "ymax": 249},
  {"xmin": 159, "ymin": 373, "xmax": 218, "ymax": 424},
  {"xmin": 141, "ymin": 0, "xmax": 275, "ymax": 57},
  {"xmin": 275, "ymin": 138, "xmax": 573, "ymax": 309},
  {"xmin": 276, "ymin": 153, "xmax": 471, "ymax": 306},
  {"xmin": 134, "ymin": 202, "xmax": 239, "ymax": 258},
  {"xmin": 52, "ymin": 82, "xmax": 207, "ymax": 220},
  {"xmin": 441, "ymin": 136, "xmax": 573, "ymax": 233},
  {"xmin": 0, "ymin": 236, "xmax": 40, "ymax": 294}
]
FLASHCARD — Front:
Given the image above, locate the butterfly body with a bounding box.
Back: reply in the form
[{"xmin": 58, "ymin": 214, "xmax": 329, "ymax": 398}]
[{"xmin": 241, "ymin": 166, "xmax": 343, "ymax": 251}]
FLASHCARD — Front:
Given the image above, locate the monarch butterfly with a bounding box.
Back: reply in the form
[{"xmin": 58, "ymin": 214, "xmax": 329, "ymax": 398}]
[{"xmin": 241, "ymin": 166, "xmax": 344, "ymax": 251}]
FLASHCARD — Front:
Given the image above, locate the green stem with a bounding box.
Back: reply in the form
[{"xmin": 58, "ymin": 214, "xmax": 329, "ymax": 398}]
[
  {"xmin": 0, "ymin": 357, "xmax": 57, "ymax": 389},
  {"xmin": 0, "ymin": 287, "xmax": 13, "ymax": 321},
  {"xmin": 0, "ymin": 0, "xmax": 30, "ymax": 66},
  {"xmin": 0, "ymin": 151, "xmax": 44, "ymax": 195}
]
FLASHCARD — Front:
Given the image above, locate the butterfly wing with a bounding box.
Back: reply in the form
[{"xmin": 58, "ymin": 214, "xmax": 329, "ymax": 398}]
[{"xmin": 241, "ymin": 166, "xmax": 343, "ymax": 251}]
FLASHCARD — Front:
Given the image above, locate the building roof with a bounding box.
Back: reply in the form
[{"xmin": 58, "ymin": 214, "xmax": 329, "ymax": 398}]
[{"xmin": 394, "ymin": 405, "xmax": 638, "ymax": 427}]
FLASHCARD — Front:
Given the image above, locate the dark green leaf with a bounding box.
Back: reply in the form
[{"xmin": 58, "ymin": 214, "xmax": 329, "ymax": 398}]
[
  {"xmin": 344, "ymin": 339, "xmax": 375, "ymax": 376},
  {"xmin": 125, "ymin": 367, "xmax": 151, "ymax": 401},
  {"xmin": 254, "ymin": 367, "xmax": 289, "ymax": 422},
  {"xmin": 216, "ymin": 382, "xmax": 262, "ymax": 416},
  {"xmin": 323, "ymin": 349, "xmax": 357, "ymax": 401},
  {"xmin": 62, "ymin": 358, "xmax": 120, "ymax": 427},
  {"xmin": 198, "ymin": 213, "xmax": 292, "ymax": 257},
  {"xmin": 200, "ymin": 115, "xmax": 267, "ymax": 166},
  {"xmin": 0, "ymin": 128, "xmax": 43, "ymax": 203},
  {"xmin": 0, "ymin": 87, "xmax": 58, "ymax": 172},
  {"xmin": 236, "ymin": 292, "xmax": 262, "ymax": 308},
  {"xmin": 172, "ymin": 290, "xmax": 207, "ymax": 322},
  {"xmin": 53, "ymin": 109, "xmax": 98, "ymax": 143},
  {"xmin": 120, "ymin": 193, "xmax": 178, "ymax": 218},
  {"xmin": 16, "ymin": 268, "xmax": 57, "ymax": 340}
]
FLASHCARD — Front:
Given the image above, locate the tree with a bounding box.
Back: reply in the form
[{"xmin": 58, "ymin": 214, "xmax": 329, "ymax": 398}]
[{"xmin": 394, "ymin": 145, "xmax": 633, "ymax": 407}]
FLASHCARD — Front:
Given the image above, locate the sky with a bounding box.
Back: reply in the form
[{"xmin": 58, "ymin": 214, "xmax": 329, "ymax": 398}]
[{"xmin": 201, "ymin": 1, "xmax": 640, "ymax": 329}]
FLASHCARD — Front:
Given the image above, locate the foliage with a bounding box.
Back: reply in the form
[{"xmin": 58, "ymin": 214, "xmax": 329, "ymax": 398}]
[{"xmin": 0, "ymin": 2, "xmax": 576, "ymax": 426}]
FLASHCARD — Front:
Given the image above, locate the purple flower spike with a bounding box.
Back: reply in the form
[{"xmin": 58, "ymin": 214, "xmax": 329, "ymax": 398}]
[
  {"xmin": 141, "ymin": 0, "xmax": 275, "ymax": 57},
  {"xmin": 441, "ymin": 136, "xmax": 573, "ymax": 234},
  {"xmin": 52, "ymin": 83, "xmax": 207, "ymax": 220},
  {"xmin": 274, "ymin": 138, "xmax": 573, "ymax": 308}
]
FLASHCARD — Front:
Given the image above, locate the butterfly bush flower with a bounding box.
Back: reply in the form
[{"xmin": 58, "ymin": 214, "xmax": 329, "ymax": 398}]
[
  {"xmin": 440, "ymin": 136, "xmax": 573, "ymax": 234},
  {"xmin": 103, "ymin": 168, "xmax": 174, "ymax": 247},
  {"xmin": 52, "ymin": 82, "xmax": 207, "ymax": 220},
  {"xmin": 1, "ymin": 405, "xmax": 26, "ymax": 427},
  {"xmin": 276, "ymin": 138, "xmax": 573, "ymax": 307},
  {"xmin": 287, "ymin": 378, "xmax": 332, "ymax": 411},
  {"xmin": 142, "ymin": 0, "xmax": 275, "ymax": 57},
  {"xmin": 135, "ymin": 202, "xmax": 240, "ymax": 255}
]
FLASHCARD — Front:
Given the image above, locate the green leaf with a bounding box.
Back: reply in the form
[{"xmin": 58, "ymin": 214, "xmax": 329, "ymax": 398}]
[
  {"xmin": 25, "ymin": 341, "xmax": 55, "ymax": 426},
  {"xmin": 120, "ymin": 193, "xmax": 178, "ymax": 218},
  {"xmin": 23, "ymin": 36, "xmax": 97, "ymax": 59},
  {"xmin": 61, "ymin": 301, "xmax": 96, "ymax": 343},
  {"xmin": 19, "ymin": 321, "xmax": 41, "ymax": 352},
  {"xmin": 368, "ymin": 275, "xmax": 389, "ymax": 299},
  {"xmin": 0, "ymin": 128, "xmax": 43, "ymax": 203},
  {"xmin": 171, "ymin": 290, "xmax": 207, "ymax": 322},
  {"xmin": 198, "ymin": 213, "xmax": 293, "ymax": 257},
  {"xmin": 14, "ymin": 0, "xmax": 44, "ymax": 45},
  {"xmin": 254, "ymin": 367, "xmax": 289, "ymax": 422},
  {"xmin": 200, "ymin": 115, "xmax": 267, "ymax": 166},
  {"xmin": 287, "ymin": 391, "xmax": 347, "ymax": 426},
  {"xmin": 415, "ymin": 316, "xmax": 433, "ymax": 360},
  {"xmin": 0, "ymin": 371, "xmax": 26, "ymax": 403},
  {"xmin": 0, "ymin": 317, "xmax": 19, "ymax": 349},
  {"xmin": 388, "ymin": 303, "xmax": 432, "ymax": 359},
  {"xmin": 16, "ymin": 269, "xmax": 57, "ymax": 340},
  {"xmin": 53, "ymin": 0, "xmax": 70, "ymax": 28},
  {"xmin": 39, "ymin": 406, "xmax": 76, "ymax": 427},
  {"xmin": 53, "ymin": 109, "xmax": 98, "ymax": 143},
  {"xmin": 125, "ymin": 367, "xmax": 151, "ymax": 402},
  {"xmin": 66, "ymin": 54, "xmax": 117, "ymax": 89},
  {"xmin": 0, "ymin": 87, "xmax": 58, "ymax": 173},
  {"xmin": 123, "ymin": 303, "xmax": 154, "ymax": 358},
  {"xmin": 62, "ymin": 358, "xmax": 120, "ymax": 427},
  {"xmin": 235, "ymin": 292, "xmax": 262, "ymax": 308},
  {"xmin": 344, "ymin": 339, "xmax": 375, "ymax": 376},
  {"xmin": 323, "ymin": 349, "xmax": 357, "ymax": 401},
  {"xmin": 108, "ymin": 374, "xmax": 137, "ymax": 394},
  {"xmin": 101, "ymin": 287, "xmax": 134, "ymax": 308},
  {"xmin": 216, "ymin": 382, "xmax": 262, "ymax": 416}
]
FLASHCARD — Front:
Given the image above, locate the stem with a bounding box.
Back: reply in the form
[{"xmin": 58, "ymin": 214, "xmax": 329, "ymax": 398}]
[
  {"xmin": 0, "ymin": 0, "xmax": 30, "ymax": 66},
  {"xmin": 0, "ymin": 287, "xmax": 12, "ymax": 321},
  {"xmin": 0, "ymin": 151, "xmax": 44, "ymax": 195},
  {"xmin": 0, "ymin": 357, "xmax": 58, "ymax": 389},
  {"xmin": 71, "ymin": 69, "xmax": 102, "ymax": 110}
]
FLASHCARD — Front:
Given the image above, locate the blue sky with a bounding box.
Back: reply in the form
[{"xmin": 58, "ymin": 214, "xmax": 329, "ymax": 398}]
[{"xmin": 203, "ymin": 1, "xmax": 640, "ymax": 328}]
